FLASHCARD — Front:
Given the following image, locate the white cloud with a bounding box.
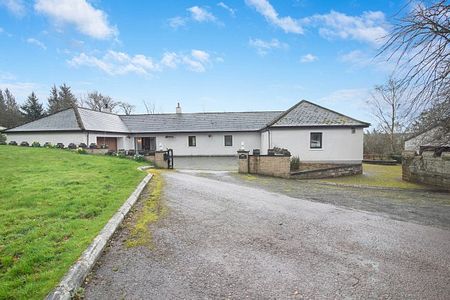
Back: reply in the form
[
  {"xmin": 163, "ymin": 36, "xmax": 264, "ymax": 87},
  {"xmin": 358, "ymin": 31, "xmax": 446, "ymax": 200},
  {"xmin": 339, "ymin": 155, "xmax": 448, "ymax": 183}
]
[
  {"xmin": 303, "ymin": 10, "xmax": 389, "ymax": 46},
  {"xmin": 191, "ymin": 49, "xmax": 210, "ymax": 63},
  {"xmin": 245, "ymin": 0, "xmax": 303, "ymax": 34},
  {"xmin": 168, "ymin": 16, "xmax": 187, "ymax": 29},
  {"xmin": 68, "ymin": 51, "xmax": 158, "ymax": 75},
  {"xmin": 0, "ymin": 0, "xmax": 25, "ymax": 17},
  {"xmin": 300, "ymin": 53, "xmax": 318, "ymax": 63},
  {"xmin": 339, "ymin": 49, "xmax": 395, "ymax": 72},
  {"xmin": 68, "ymin": 49, "xmax": 214, "ymax": 75},
  {"xmin": 217, "ymin": 2, "xmax": 235, "ymax": 17},
  {"xmin": 188, "ymin": 6, "xmax": 216, "ymax": 23},
  {"xmin": 26, "ymin": 38, "xmax": 47, "ymax": 50},
  {"xmin": 249, "ymin": 38, "xmax": 288, "ymax": 56},
  {"xmin": 34, "ymin": 0, "xmax": 117, "ymax": 40}
]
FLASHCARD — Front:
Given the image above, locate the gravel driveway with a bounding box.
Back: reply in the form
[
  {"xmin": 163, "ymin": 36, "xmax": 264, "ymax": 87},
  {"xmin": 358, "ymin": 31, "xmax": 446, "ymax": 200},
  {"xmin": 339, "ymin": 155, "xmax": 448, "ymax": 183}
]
[{"xmin": 84, "ymin": 171, "xmax": 450, "ymax": 299}]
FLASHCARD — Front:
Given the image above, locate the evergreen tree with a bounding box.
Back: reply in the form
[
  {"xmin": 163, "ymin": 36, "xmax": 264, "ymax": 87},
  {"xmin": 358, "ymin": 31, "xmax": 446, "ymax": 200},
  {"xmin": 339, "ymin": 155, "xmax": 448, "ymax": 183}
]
[
  {"xmin": 57, "ymin": 83, "xmax": 78, "ymax": 109},
  {"xmin": 47, "ymin": 85, "xmax": 59, "ymax": 114},
  {"xmin": 47, "ymin": 84, "xmax": 78, "ymax": 114},
  {"xmin": 0, "ymin": 89, "xmax": 6, "ymax": 127},
  {"xmin": 21, "ymin": 92, "xmax": 44, "ymax": 122},
  {"xmin": 3, "ymin": 89, "xmax": 24, "ymax": 128}
]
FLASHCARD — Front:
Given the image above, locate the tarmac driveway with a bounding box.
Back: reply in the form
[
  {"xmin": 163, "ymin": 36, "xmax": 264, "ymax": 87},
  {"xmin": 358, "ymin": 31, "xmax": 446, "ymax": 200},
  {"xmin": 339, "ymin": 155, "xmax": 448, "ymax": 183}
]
[{"xmin": 84, "ymin": 171, "xmax": 450, "ymax": 299}]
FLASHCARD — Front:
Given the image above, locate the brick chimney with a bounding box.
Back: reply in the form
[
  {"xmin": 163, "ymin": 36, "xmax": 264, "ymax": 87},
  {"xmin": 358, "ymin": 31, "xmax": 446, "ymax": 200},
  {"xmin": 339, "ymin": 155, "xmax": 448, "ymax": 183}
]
[{"xmin": 176, "ymin": 102, "xmax": 182, "ymax": 114}]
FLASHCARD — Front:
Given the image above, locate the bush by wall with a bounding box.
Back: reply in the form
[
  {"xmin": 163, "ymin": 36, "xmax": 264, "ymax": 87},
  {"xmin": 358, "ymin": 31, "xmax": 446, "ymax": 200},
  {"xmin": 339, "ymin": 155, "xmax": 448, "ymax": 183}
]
[
  {"xmin": 8, "ymin": 141, "xmax": 17, "ymax": 146},
  {"xmin": 20, "ymin": 141, "xmax": 29, "ymax": 147},
  {"xmin": 290, "ymin": 156, "xmax": 300, "ymax": 171},
  {"xmin": 32, "ymin": 141, "xmax": 41, "ymax": 147}
]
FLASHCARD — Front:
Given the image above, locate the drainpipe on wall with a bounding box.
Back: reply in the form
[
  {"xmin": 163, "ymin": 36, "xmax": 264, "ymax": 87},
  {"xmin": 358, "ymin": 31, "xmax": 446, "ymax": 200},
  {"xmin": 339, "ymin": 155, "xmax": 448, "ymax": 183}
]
[{"xmin": 86, "ymin": 132, "xmax": 90, "ymax": 146}]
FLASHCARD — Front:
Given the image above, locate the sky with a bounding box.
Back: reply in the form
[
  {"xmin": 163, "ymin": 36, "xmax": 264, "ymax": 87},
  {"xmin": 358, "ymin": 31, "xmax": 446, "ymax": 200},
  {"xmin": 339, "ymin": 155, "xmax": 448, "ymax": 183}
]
[{"xmin": 0, "ymin": 0, "xmax": 409, "ymax": 126}]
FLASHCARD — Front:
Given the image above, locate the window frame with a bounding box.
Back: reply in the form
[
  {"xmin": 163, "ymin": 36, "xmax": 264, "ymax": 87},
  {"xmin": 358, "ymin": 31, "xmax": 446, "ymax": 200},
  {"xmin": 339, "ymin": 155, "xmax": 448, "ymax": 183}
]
[
  {"xmin": 224, "ymin": 135, "xmax": 233, "ymax": 147},
  {"xmin": 310, "ymin": 132, "xmax": 322, "ymax": 149},
  {"xmin": 188, "ymin": 136, "xmax": 196, "ymax": 147}
]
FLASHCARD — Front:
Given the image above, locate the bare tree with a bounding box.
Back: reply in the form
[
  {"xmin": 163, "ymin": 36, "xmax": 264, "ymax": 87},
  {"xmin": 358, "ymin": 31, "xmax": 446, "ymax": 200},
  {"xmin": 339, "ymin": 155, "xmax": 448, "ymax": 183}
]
[
  {"xmin": 142, "ymin": 100, "xmax": 156, "ymax": 114},
  {"xmin": 84, "ymin": 91, "xmax": 118, "ymax": 112},
  {"xmin": 378, "ymin": 0, "xmax": 449, "ymax": 114},
  {"xmin": 368, "ymin": 77, "xmax": 410, "ymax": 153},
  {"xmin": 118, "ymin": 102, "xmax": 135, "ymax": 115}
]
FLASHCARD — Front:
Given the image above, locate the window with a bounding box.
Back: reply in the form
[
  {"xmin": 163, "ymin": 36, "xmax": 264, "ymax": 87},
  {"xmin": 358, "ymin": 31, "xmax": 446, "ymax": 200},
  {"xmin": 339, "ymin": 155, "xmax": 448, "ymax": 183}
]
[
  {"xmin": 224, "ymin": 135, "xmax": 233, "ymax": 146},
  {"xmin": 310, "ymin": 132, "xmax": 322, "ymax": 149},
  {"xmin": 188, "ymin": 136, "xmax": 196, "ymax": 147}
]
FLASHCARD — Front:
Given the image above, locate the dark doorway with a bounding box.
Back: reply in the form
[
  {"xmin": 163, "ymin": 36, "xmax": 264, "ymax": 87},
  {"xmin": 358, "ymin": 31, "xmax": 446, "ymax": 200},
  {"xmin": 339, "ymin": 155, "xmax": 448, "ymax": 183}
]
[{"xmin": 138, "ymin": 137, "xmax": 156, "ymax": 151}]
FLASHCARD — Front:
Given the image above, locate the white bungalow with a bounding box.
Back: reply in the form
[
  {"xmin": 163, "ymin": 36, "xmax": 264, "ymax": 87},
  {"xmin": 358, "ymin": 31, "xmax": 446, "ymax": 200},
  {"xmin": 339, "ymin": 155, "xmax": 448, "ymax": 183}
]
[{"xmin": 5, "ymin": 100, "xmax": 370, "ymax": 163}]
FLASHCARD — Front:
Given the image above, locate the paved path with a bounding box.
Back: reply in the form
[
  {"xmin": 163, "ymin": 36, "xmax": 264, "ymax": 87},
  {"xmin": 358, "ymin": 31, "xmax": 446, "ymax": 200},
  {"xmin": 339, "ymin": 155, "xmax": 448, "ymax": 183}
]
[{"xmin": 84, "ymin": 172, "xmax": 450, "ymax": 299}]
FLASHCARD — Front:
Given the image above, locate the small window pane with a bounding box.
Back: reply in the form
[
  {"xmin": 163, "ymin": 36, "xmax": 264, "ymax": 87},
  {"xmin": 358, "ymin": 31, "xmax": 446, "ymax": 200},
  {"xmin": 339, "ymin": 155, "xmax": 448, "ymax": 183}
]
[
  {"xmin": 188, "ymin": 136, "xmax": 196, "ymax": 147},
  {"xmin": 310, "ymin": 132, "xmax": 322, "ymax": 149},
  {"xmin": 224, "ymin": 135, "xmax": 233, "ymax": 146}
]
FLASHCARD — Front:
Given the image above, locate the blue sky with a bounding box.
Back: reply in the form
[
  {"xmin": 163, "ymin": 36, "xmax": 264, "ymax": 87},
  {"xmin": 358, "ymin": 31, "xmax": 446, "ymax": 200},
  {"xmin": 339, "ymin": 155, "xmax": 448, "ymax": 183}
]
[{"xmin": 0, "ymin": 0, "xmax": 407, "ymax": 125}]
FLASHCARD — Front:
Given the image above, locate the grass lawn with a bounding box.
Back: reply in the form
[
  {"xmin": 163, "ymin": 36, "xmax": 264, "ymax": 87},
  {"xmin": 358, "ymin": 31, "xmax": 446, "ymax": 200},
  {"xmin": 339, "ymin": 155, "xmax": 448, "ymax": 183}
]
[
  {"xmin": 0, "ymin": 145, "xmax": 146, "ymax": 299},
  {"xmin": 313, "ymin": 163, "xmax": 429, "ymax": 189}
]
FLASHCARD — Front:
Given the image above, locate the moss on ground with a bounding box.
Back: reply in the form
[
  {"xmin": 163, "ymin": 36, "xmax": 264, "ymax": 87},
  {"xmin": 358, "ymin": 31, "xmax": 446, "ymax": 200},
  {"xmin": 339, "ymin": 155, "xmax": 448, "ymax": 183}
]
[{"xmin": 126, "ymin": 169, "xmax": 166, "ymax": 248}]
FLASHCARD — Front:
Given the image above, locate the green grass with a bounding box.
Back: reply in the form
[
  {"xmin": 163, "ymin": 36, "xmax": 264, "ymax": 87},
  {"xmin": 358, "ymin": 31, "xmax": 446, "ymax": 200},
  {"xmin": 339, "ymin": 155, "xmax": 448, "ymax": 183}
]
[
  {"xmin": 0, "ymin": 146, "xmax": 146, "ymax": 299},
  {"xmin": 314, "ymin": 163, "xmax": 428, "ymax": 189}
]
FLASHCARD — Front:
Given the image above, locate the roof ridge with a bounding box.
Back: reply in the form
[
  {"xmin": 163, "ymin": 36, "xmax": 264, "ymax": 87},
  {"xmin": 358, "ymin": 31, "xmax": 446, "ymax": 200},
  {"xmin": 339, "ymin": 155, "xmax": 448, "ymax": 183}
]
[{"xmin": 119, "ymin": 110, "xmax": 284, "ymax": 116}]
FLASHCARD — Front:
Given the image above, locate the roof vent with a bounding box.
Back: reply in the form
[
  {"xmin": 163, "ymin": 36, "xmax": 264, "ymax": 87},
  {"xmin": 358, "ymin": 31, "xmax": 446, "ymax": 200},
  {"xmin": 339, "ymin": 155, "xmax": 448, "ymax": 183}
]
[{"xmin": 176, "ymin": 102, "xmax": 182, "ymax": 114}]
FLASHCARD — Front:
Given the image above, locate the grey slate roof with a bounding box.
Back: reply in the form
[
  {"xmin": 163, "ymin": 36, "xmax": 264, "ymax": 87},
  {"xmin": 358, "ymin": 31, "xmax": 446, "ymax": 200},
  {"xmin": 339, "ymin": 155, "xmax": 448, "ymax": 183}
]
[
  {"xmin": 78, "ymin": 107, "xmax": 130, "ymax": 132},
  {"xmin": 120, "ymin": 111, "xmax": 283, "ymax": 133},
  {"xmin": 6, "ymin": 108, "xmax": 81, "ymax": 132},
  {"xmin": 269, "ymin": 100, "xmax": 370, "ymax": 128},
  {"xmin": 5, "ymin": 100, "xmax": 369, "ymax": 133}
]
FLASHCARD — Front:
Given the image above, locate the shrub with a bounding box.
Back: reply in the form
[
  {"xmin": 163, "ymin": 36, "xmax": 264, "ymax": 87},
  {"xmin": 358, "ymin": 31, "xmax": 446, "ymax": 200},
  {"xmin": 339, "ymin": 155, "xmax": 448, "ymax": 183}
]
[
  {"xmin": 117, "ymin": 152, "xmax": 126, "ymax": 159},
  {"xmin": 89, "ymin": 143, "xmax": 97, "ymax": 149},
  {"xmin": 8, "ymin": 141, "xmax": 17, "ymax": 146},
  {"xmin": 0, "ymin": 133, "xmax": 6, "ymax": 144},
  {"xmin": 20, "ymin": 141, "xmax": 29, "ymax": 147},
  {"xmin": 272, "ymin": 147, "xmax": 291, "ymax": 156},
  {"xmin": 56, "ymin": 143, "xmax": 64, "ymax": 149},
  {"xmin": 68, "ymin": 143, "xmax": 77, "ymax": 149},
  {"xmin": 100, "ymin": 144, "xmax": 108, "ymax": 149},
  {"xmin": 78, "ymin": 143, "xmax": 88, "ymax": 149},
  {"xmin": 127, "ymin": 149, "xmax": 136, "ymax": 156},
  {"xmin": 290, "ymin": 156, "xmax": 300, "ymax": 171},
  {"xmin": 76, "ymin": 147, "xmax": 87, "ymax": 154},
  {"xmin": 44, "ymin": 142, "xmax": 53, "ymax": 148},
  {"xmin": 32, "ymin": 141, "xmax": 41, "ymax": 147},
  {"xmin": 105, "ymin": 150, "xmax": 116, "ymax": 156},
  {"xmin": 133, "ymin": 154, "xmax": 146, "ymax": 162}
]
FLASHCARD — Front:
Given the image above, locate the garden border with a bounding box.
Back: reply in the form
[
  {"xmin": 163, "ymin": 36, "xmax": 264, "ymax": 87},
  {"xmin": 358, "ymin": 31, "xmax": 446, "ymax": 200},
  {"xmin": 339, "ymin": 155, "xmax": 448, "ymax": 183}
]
[{"xmin": 46, "ymin": 167, "xmax": 153, "ymax": 300}]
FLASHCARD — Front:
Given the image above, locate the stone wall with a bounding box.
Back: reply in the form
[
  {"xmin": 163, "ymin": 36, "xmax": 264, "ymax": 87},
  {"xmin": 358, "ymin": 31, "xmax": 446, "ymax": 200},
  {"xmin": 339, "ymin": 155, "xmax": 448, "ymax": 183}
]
[
  {"xmin": 290, "ymin": 164, "xmax": 362, "ymax": 179},
  {"xmin": 402, "ymin": 150, "xmax": 450, "ymax": 189}
]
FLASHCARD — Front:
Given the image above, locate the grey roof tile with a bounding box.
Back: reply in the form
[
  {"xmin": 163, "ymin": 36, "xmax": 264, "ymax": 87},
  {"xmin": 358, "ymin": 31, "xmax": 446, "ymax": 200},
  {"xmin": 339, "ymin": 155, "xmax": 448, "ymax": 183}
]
[
  {"xmin": 269, "ymin": 100, "xmax": 370, "ymax": 127},
  {"xmin": 78, "ymin": 107, "xmax": 129, "ymax": 132},
  {"xmin": 120, "ymin": 111, "xmax": 283, "ymax": 133},
  {"xmin": 6, "ymin": 108, "xmax": 81, "ymax": 132}
]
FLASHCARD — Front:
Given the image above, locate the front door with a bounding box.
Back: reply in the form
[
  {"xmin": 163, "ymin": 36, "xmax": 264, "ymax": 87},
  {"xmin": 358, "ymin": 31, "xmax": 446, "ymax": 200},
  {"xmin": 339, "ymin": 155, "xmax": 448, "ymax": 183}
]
[{"xmin": 97, "ymin": 137, "xmax": 117, "ymax": 151}]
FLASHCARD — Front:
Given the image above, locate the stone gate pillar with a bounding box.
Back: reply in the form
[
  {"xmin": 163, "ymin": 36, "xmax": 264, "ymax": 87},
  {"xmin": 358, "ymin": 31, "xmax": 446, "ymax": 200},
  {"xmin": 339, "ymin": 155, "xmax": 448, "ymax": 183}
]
[{"xmin": 237, "ymin": 150, "xmax": 249, "ymax": 174}]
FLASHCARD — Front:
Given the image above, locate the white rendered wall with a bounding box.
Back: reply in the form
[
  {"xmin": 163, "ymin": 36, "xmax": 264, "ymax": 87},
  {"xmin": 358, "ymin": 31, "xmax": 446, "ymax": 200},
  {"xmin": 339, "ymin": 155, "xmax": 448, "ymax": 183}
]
[
  {"xmin": 6, "ymin": 132, "xmax": 131, "ymax": 149},
  {"xmin": 5, "ymin": 132, "xmax": 87, "ymax": 146},
  {"xmin": 269, "ymin": 127, "xmax": 364, "ymax": 163},
  {"xmin": 260, "ymin": 131, "xmax": 269, "ymax": 155},
  {"xmin": 132, "ymin": 132, "xmax": 261, "ymax": 156}
]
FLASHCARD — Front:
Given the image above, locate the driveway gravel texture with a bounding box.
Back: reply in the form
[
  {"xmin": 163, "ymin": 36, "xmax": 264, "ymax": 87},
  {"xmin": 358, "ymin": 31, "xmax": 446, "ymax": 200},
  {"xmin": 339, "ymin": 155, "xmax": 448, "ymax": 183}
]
[{"xmin": 84, "ymin": 171, "xmax": 450, "ymax": 299}]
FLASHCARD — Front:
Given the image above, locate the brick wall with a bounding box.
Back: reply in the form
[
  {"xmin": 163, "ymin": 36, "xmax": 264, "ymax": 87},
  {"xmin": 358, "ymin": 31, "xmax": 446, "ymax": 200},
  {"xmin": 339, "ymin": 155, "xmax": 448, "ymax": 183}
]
[
  {"xmin": 402, "ymin": 150, "xmax": 450, "ymax": 189},
  {"xmin": 238, "ymin": 151, "xmax": 291, "ymax": 178}
]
